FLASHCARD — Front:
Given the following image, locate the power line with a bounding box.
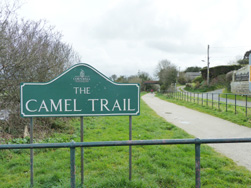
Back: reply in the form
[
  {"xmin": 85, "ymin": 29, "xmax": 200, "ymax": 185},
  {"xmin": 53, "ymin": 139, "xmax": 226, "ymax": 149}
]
[
  {"xmin": 211, "ymin": 46, "xmax": 250, "ymax": 49},
  {"xmin": 211, "ymin": 56, "xmax": 237, "ymax": 59}
]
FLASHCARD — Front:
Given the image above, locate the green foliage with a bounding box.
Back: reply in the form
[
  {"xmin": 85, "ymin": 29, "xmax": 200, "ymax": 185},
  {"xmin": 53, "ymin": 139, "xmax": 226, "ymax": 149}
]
[
  {"xmin": 156, "ymin": 59, "xmax": 177, "ymax": 88},
  {"xmin": 220, "ymin": 90, "xmax": 251, "ymax": 102},
  {"xmin": 178, "ymin": 76, "xmax": 186, "ymax": 85},
  {"xmin": 185, "ymin": 73, "xmax": 231, "ymax": 93},
  {"xmin": 185, "ymin": 84, "xmax": 216, "ymax": 92},
  {"xmin": 184, "ymin": 66, "xmax": 202, "ymax": 72},
  {"xmin": 237, "ymin": 59, "xmax": 249, "ymax": 65},
  {"xmin": 138, "ymin": 71, "xmax": 151, "ymax": 82},
  {"xmin": 160, "ymin": 84, "xmax": 167, "ymax": 92},
  {"xmin": 138, "ymin": 71, "xmax": 156, "ymax": 91},
  {"xmin": 114, "ymin": 71, "xmax": 154, "ymax": 92},
  {"xmin": 185, "ymin": 83, "xmax": 192, "ymax": 89},
  {"xmin": 8, "ymin": 137, "xmax": 30, "ymax": 144},
  {"xmin": 201, "ymin": 65, "xmax": 242, "ymax": 80},
  {"xmin": 115, "ymin": 75, "xmax": 128, "ymax": 83},
  {"xmin": 209, "ymin": 74, "xmax": 228, "ymax": 89},
  {"xmin": 192, "ymin": 76, "xmax": 203, "ymax": 83}
]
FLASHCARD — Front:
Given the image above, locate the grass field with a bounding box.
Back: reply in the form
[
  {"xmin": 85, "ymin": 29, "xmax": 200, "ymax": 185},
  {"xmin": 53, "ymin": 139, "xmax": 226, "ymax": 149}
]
[
  {"xmin": 220, "ymin": 93, "xmax": 251, "ymax": 102},
  {"xmin": 1, "ymin": 99, "xmax": 251, "ymax": 187}
]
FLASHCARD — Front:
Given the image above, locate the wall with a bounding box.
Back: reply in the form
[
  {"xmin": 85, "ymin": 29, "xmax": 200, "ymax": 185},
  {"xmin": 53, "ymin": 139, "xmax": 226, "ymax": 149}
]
[
  {"xmin": 231, "ymin": 65, "xmax": 250, "ymax": 95},
  {"xmin": 231, "ymin": 81, "xmax": 251, "ymax": 95},
  {"xmin": 184, "ymin": 72, "xmax": 201, "ymax": 81}
]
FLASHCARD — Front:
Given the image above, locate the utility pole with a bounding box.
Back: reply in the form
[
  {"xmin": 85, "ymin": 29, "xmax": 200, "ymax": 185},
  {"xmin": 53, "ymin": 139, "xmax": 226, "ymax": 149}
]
[{"xmin": 207, "ymin": 44, "xmax": 210, "ymax": 86}]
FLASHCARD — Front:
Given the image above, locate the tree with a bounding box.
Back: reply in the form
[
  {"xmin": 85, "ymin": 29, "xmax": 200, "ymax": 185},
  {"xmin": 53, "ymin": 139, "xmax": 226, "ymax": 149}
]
[
  {"xmin": 178, "ymin": 72, "xmax": 186, "ymax": 85},
  {"xmin": 0, "ymin": 2, "xmax": 81, "ymax": 137},
  {"xmin": 243, "ymin": 50, "xmax": 251, "ymax": 60},
  {"xmin": 155, "ymin": 59, "xmax": 177, "ymax": 88},
  {"xmin": 233, "ymin": 50, "xmax": 250, "ymax": 65},
  {"xmin": 228, "ymin": 55, "xmax": 248, "ymax": 66},
  {"xmin": 128, "ymin": 75, "xmax": 142, "ymax": 84},
  {"xmin": 110, "ymin": 74, "xmax": 117, "ymax": 81},
  {"xmin": 184, "ymin": 66, "xmax": 202, "ymax": 72},
  {"xmin": 237, "ymin": 59, "xmax": 249, "ymax": 65},
  {"xmin": 116, "ymin": 75, "xmax": 128, "ymax": 83},
  {"xmin": 138, "ymin": 71, "xmax": 155, "ymax": 91},
  {"xmin": 138, "ymin": 71, "xmax": 151, "ymax": 82}
]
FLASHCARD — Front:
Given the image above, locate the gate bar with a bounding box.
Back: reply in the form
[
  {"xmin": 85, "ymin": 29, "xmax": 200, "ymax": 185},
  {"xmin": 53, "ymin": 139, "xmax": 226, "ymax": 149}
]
[{"xmin": 2, "ymin": 138, "xmax": 251, "ymax": 150}]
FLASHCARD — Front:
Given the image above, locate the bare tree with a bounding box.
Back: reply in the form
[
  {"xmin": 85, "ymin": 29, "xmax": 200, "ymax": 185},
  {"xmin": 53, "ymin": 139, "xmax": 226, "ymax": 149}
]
[
  {"xmin": 110, "ymin": 74, "xmax": 117, "ymax": 81},
  {"xmin": 0, "ymin": 2, "xmax": 81, "ymax": 137}
]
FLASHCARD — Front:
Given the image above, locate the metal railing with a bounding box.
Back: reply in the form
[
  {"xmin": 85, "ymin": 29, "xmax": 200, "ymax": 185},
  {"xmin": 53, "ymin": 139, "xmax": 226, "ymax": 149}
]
[
  {"xmin": 1, "ymin": 138, "xmax": 251, "ymax": 188},
  {"xmin": 164, "ymin": 91, "xmax": 251, "ymax": 117}
]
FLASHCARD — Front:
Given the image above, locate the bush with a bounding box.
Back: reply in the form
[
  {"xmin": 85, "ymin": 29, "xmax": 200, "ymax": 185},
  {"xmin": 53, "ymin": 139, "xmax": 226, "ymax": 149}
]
[
  {"xmin": 193, "ymin": 76, "xmax": 203, "ymax": 83},
  {"xmin": 160, "ymin": 85, "xmax": 167, "ymax": 92},
  {"xmin": 194, "ymin": 82, "xmax": 201, "ymax": 89},
  {"xmin": 185, "ymin": 83, "xmax": 192, "ymax": 90},
  {"xmin": 226, "ymin": 71, "xmax": 233, "ymax": 82},
  {"xmin": 178, "ymin": 76, "xmax": 186, "ymax": 85},
  {"xmin": 185, "ymin": 82, "xmax": 216, "ymax": 92},
  {"xmin": 209, "ymin": 74, "xmax": 228, "ymax": 89},
  {"xmin": 185, "ymin": 73, "xmax": 231, "ymax": 93}
]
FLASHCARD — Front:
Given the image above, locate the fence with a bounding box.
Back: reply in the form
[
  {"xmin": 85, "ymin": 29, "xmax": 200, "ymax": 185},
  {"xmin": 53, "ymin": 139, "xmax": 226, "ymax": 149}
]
[
  {"xmin": 163, "ymin": 91, "xmax": 251, "ymax": 117},
  {"xmin": 1, "ymin": 138, "xmax": 251, "ymax": 188}
]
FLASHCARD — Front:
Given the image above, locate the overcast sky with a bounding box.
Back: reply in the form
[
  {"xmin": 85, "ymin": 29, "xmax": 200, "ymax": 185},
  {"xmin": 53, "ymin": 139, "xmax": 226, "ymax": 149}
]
[{"xmin": 17, "ymin": 0, "xmax": 251, "ymax": 79}]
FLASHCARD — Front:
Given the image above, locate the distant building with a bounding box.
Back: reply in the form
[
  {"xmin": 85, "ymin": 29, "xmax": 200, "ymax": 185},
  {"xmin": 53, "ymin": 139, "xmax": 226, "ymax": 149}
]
[
  {"xmin": 184, "ymin": 72, "xmax": 201, "ymax": 81},
  {"xmin": 231, "ymin": 65, "xmax": 251, "ymax": 95}
]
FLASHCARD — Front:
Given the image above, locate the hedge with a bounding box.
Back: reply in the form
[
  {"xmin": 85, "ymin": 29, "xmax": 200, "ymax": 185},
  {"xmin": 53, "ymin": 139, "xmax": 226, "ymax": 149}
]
[{"xmin": 201, "ymin": 65, "xmax": 242, "ymax": 80}]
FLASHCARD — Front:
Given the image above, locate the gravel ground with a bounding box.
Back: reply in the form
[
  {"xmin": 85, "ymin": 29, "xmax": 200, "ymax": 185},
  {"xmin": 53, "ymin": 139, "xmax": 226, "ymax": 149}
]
[{"xmin": 142, "ymin": 93, "xmax": 251, "ymax": 171}]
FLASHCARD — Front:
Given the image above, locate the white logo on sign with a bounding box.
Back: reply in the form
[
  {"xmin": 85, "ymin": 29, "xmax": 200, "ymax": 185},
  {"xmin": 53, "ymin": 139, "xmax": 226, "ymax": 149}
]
[
  {"xmin": 73, "ymin": 69, "xmax": 90, "ymax": 83},
  {"xmin": 80, "ymin": 70, "xmax": 85, "ymax": 77}
]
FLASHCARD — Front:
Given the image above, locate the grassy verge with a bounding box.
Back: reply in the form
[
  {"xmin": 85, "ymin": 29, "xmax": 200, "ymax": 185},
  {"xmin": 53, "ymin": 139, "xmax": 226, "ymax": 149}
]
[
  {"xmin": 156, "ymin": 93, "xmax": 251, "ymax": 127},
  {"xmin": 219, "ymin": 89, "xmax": 251, "ymax": 102},
  {"xmin": 184, "ymin": 85, "xmax": 216, "ymax": 93},
  {"xmin": 1, "ymin": 99, "xmax": 251, "ymax": 187}
]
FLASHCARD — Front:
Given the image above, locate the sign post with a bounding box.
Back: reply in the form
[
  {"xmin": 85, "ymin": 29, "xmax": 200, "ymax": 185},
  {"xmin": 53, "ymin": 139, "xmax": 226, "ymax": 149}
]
[
  {"xmin": 21, "ymin": 63, "xmax": 140, "ymax": 186},
  {"xmin": 80, "ymin": 116, "xmax": 84, "ymax": 186},
  {"xmin": 30, "ymin": 118, "xmax": 33, "ymax": 187},
  {"xmin": 129, "ymin": 116, "xmax": 132, "ymax": 180}
]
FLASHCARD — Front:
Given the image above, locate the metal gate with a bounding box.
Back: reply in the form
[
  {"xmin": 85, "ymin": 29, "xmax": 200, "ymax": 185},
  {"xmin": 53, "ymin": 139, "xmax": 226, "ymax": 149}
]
[{"xmin": 1, "ymin": 137, "xmax": 251, "ymax": 188}]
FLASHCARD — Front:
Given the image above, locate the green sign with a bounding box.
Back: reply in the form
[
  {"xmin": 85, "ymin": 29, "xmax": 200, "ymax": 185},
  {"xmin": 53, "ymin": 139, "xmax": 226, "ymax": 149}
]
[{"xmin": 20, "ymin": 64, "xmax": 140, "ymax": 117}]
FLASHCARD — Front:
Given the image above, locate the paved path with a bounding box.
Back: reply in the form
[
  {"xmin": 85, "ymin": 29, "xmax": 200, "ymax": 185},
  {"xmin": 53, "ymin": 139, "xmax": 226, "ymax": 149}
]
[{"xmin": 142, "ymin": 93, "xmax": 251, "ymax": 171}]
